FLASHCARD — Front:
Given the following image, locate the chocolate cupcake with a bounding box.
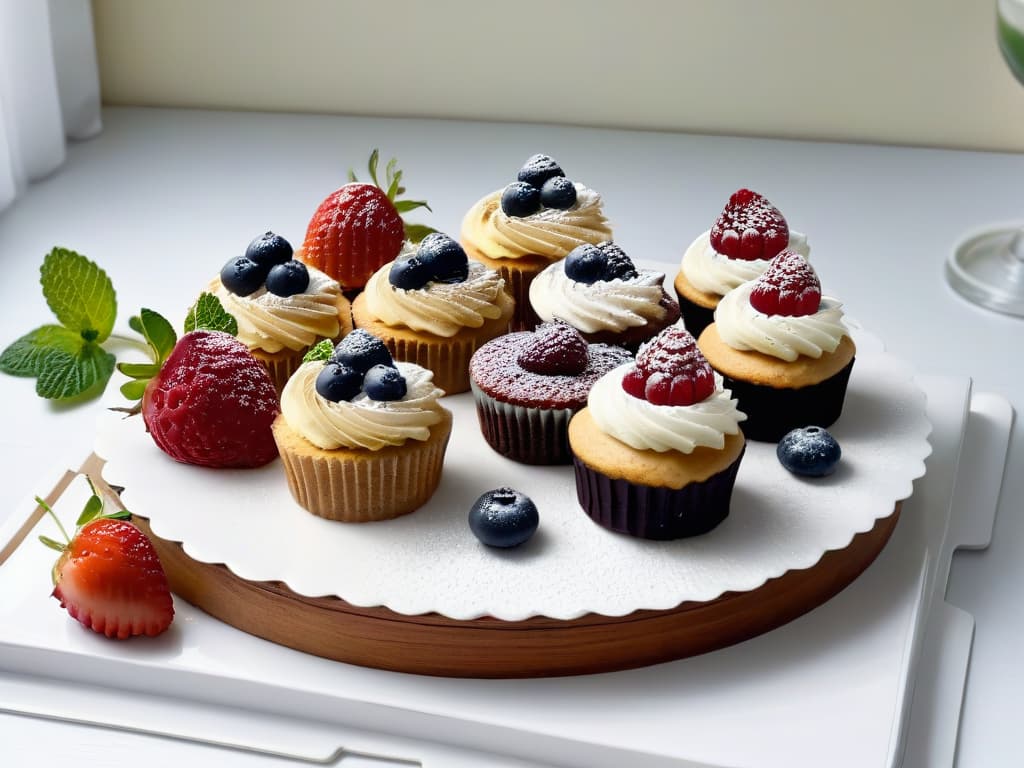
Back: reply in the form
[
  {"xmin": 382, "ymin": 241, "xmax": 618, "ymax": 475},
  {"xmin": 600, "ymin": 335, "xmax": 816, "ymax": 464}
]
[{"xmin": 469, "ymin": 321, "xmax": 631, "ymax": 465}]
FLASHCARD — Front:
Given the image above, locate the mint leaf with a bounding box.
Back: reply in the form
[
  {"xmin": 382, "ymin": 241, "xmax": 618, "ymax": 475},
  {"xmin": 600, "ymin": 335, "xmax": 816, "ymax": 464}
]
[
  {"xmin": 185, "ymin": 293, "xmax": 238, "ymax": 335},
  {"xmin": 35, "ymin": 341, "xmax": 115, "ymax": 399},
  {"xmin": 39, "ymin": 248, "xmax": 117, "ymax": 342},
  {"xmin": 0, "ymin": 325, "xmax": 82, "ymax": 377},
  {"xmin": 403, "ymin": 223, "xmax": 438, "ymax": 243},
  {"xmin": 303, "ymin": 339, "xmax": 335, "ymax": 363},
  {"xmin": 129, "ymin": 308, "xmax": 176, "ymax": 364}
]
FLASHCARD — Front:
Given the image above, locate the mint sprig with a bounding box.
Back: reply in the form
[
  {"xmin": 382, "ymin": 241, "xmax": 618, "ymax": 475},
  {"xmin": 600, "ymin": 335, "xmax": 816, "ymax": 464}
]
[
  {"xmin": 348, "ymin": 149, "xmax": 436, "ymax": 243},
  {"xmin": 303, "ymin": 339, "xmax": 335, "ymax": 363},
  {"xmin": 184, "ymin": 292, "xmax": 238, "ymax": 335}
]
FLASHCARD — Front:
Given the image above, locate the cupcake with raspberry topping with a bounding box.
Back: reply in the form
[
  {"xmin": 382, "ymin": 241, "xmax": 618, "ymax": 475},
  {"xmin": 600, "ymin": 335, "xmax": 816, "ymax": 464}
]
[
  {"xmin": 697, "ymin": 251, "xmax": 855, "ymax": 442},
  {"xmin": 529, "ymin": 241, "xmax": 680, "ymax": 352},
  {"xmin": 461, "ymin": 154, "xmax": 612, "ymax": 331},
  {"xmin": 469, "ymin": 320, "xmax": 632, "ymax": 465},
  {"xmin": 674, "ymin": 189, "xmax": 809, "ymax": 337},
  {"xmin": 351, "ymin": 232, "xmax": 514, "ymax": 394},
  {"xmin": 569, "ymin": 325, "xmax": 746, "ymax": 540}
]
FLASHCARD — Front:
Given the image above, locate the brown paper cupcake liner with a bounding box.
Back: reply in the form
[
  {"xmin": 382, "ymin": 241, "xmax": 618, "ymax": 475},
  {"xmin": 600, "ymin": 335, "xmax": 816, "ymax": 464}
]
[
  {"xmin": 470, "ymin": 381, "xmax": 576, "ymax": 465},
  {"xmin": 385, "ymin": 335, "xmax": 479, "ymax": 395}
]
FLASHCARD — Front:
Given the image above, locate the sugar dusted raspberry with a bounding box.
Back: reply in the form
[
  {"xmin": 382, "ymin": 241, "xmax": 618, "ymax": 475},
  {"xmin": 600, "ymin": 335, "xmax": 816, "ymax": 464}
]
[
  {"xmin": 749, "ymin": 250, "xmax": 821, "ymax": 316},
  {"xmin": 621, "ymin": 326, "xmax": 715, "ymax": 406},
  {"xmin": 709, "ymin": 188, "xmax": 790, "ymax": 261},
  {"xmin": 517, "ymin": 320, "xmax": 589, "ymax": 376}
]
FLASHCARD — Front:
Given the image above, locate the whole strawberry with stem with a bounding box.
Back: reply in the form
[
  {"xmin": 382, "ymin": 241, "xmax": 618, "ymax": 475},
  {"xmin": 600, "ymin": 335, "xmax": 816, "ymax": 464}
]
[
  {"xmin": 38, "ymin": 478, "xmax": 173, "ymax": 639},
  {"xmin": 300, "ymin": 149, "xmax": 435, "ymax": 290}
]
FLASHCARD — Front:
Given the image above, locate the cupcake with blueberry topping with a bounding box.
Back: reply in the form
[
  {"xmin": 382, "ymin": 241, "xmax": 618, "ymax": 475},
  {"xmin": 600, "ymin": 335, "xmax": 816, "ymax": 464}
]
[
  {"xmin": 272, "ymin": 330, "xmax": 452, "ymax": 522},
  {"xmin": 461, "ymin": 154, "xmax": 612, "ymax": 331},
  {"xmin": 351, "ymin": 232, "xmax": 514, "ymax": 395},
  {"xmin": 529, "ymin": 241, "xmax": 680, "ymax": 352}
]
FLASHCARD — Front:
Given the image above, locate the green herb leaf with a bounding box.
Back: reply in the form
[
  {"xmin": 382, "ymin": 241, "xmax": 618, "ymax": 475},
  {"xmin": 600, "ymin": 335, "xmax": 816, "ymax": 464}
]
[
  {"xmin": 35, "ymin": 341, "xmax": 115, "ymax": 400},
  {"xmin": 76, "ymin": 494, "xmax": 103, "ymax": 526},
  {"xmin": 394, "ymin": 199, "xmax": 431, "ymax": 214},
  {"xmin": 101, "ymin": 509, "xmax": 131, "ymax": 521},
  {"xmin": 367, "ymin": 148, "xmax": 381, "ymax": 187},
  {"xmin": 116, "ymin": 362, "xmax": 160, "ymax": 378},
  {"xmin": 184, "ymin": 293, "xmax": 238, "ymax": 336},
  {"xmin": 386, "ymin": 169, "xmax": 403, "ymax": 202},
  {"xmin": 119, "ymin": 379, "xmax": 149, "ymax": 400},
  {"xmin": 38, "ymin": 535, "xmax": 66, "ymax": 553},
  {"xmin": 347, "ymin": 168, "xmax": 358, "ymax": 183},
  {"xmin": 129, "ymin": 308, "xmax": 177, "ymax": 365},
  {"xmin": 0, "ymin": 325, "xmax": 83, "ymax": 377},
  {"xmin": 39, "ymin": 248, "xmax": 117, "ymax": 342},
  {"xmin": 303, "ymin": 339, "xmax": 335, "ymax": 363},
  {"xmin": 403, "ymin": 223, "xmax": 438, "ymax": 243}
]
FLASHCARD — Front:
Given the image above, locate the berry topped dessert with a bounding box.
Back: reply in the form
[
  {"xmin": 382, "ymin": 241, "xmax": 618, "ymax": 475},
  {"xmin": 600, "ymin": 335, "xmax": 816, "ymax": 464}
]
[
  {"xmin": 697, "ymin": 250, "xmax": 856, "ymax": 442},
  {"xmin": 675, "ymin": 189, "xmax": 810, "ymax": 336},
  {"xmin": 272, "ymin": 330, "xmax": 452, "ymax": 522},
  {"xmin": 461, "ymin": 153, "xmax": 612, "ymax": 331},
  {"xmin": 469, "ymin": 320, "xmax": 631, "ymax": 464},
  {"xmin": 569, "ymin": 324, "xmax": 747, "ymax": 539},
  {"xmin": 529, "ymin": 240, "xmax": 681, "ymax": 351},
  {"xmin": 352, "ymin": 232, "xmax": 515, "ymax": 394}
]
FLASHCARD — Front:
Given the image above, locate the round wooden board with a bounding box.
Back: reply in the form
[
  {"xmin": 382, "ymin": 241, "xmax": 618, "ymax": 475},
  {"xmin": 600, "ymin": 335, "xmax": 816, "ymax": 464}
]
[{"xmin": 133, "ymin": 506, "xmax": 899, "ymax": 679}]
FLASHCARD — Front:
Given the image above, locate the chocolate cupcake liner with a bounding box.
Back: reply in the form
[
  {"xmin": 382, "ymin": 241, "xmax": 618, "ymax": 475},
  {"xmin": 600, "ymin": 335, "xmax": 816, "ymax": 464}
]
[
  {"xmin": 725, "ymin": 358, "xmax": 856, "ymax": 443},
  {"xmin": 470, "ymin": 381, "xmax": 577, "ymax": 465},
  {"xmin": 674, "ymin": 290, "xmax": 717, "ymax": 339},
  {"xmin": 573, "ymin": 448, "xmax": 745, "ymax": 540},
  {"xmin": 493, "ymin": 262, "xmax": 542, "ymax": 332}
]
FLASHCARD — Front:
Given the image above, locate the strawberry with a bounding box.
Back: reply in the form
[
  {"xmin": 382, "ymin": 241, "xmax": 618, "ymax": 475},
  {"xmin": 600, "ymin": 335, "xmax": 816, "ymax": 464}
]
[
  {"xmin": 37, "ymin": 481, "xmax": 173, "ymax": 639},
  {"xmin": 517, "ymin": 320, "xmax": 589, "ymax": 376},
  {"xmin": 709, "ymin": 189, "xmax": 790, "ymax": 261},
  {"xmin": 300, "ymin": 150, "xmax": 434, "ymax": 290},
  {"xmin": 749, "ymin": 250, "xmax": 821, "ymax": 316},
  {"xmin": 622, "ymin": 325, "xmax": 714, "ymax": 406}
]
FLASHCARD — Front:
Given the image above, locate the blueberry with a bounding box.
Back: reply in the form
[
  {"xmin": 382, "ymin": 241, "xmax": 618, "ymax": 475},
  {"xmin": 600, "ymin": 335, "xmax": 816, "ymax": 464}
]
[
  {"xmin": 389, "ymin": 254, "xmax": 433, "ymax": 290},
  {"xmin": 599, "ymin": 241, "xmax": 639, "ymax": 281},
  {"xmin": 777, "ymin": 426, "xmax": 842, "ymax": 477},
  {"xmin": 516, "ymin": 154, "xmax": 564, "ymax": 188},
  {"xmin": 539, "ymin": 176, "xmax": 577, "ymax": 210},
  {"xmin": 315, "ymin": 362, "xmax": 363, "ymax": 402},
  {"xmin": 265, "ymin": 260, "xmax": 310, "ymax": 297},
  {"xmin": 245, "ymin": 231, "xmax": 293, "ymax": 269},
  {"xmin": 564, "ymin": 243, "xmax": 608, "ymax": 285},
  {"xmin": 331, "ymin": 329, "xmax": 393, "ymax": 373},
  {"xmin": 418, "ymin": 233, "xmax": 469, "ymax": 283},
  {"xmin": 220, "ymin": 255, "xmax": 267, "ymax": 296},
  {"xmin": 363, "ymin": 364, "xmax": 407, "ymax": 401},
  {"xmin": 468, "ymin": 487, "xmax": 539, "ymax": 548},
  {"xmin": 500, "ymin": 181, "xmax": 542, "ymax": 218}
]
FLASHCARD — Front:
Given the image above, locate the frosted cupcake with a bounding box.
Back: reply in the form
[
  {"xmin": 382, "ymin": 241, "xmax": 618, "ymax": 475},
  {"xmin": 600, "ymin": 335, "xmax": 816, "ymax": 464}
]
[
  {"xmin": 674, "ymin": 189, "xmax": 809, "ymax": 337},
  {"xmin": 351, "ymin": 233, "xmax": 514, "ymax": 394},
  {"xmin": 461, "ymin": 154, "xmax": 612, "ymax": 331},
  {"xmin": 529, "ymin": 241, "xmax": 680, "ymax": 351}
]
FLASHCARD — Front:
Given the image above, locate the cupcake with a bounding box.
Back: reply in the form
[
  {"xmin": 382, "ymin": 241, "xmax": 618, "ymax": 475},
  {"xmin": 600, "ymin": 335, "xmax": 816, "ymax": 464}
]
[
  {"xmin": 272, "ymin": 331, "xmax": 452, "ymax": 522},
  {"xmin": 351, "ymin": 232, "xmax": 514, "ymax": 395},
  {"xmin": 674, "ymin": 189, "xmax": 809, "ymax": 337},
  {"xmin": 213, "ymin": 231, "xmax": 353, "ymax": 390},
  {"xmin": 569, "ymin": 325, "xmax": 747, "ymax": 540},
  {"xmin": 529, "ymin": 240, "xmax": 681, "ymax": 352},
  {"xmin": 469, "ymin": 320, "xmax": 632, "ymax": 465},
  {"xmin": 461, "ymin": 153, "xmax": 612, "ymax": 331},
  {"xmin": 697, "ymin": 250, "xmax": 855, "ymax": 442}
]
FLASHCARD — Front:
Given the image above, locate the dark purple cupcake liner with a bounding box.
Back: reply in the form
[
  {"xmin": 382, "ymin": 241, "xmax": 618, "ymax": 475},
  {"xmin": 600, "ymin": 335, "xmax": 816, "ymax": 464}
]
[
  {"xmin": 471, "ymin": 381, "xmax": 576, "ymax": 465},
  {"xmin": 724, "ymin": 357, "xmax": 855, "ymax": 443},
  {"xmin": 674, "ymin": 290, "xmax": 716, "ymax": 338},
  {"xmin": 573, "ymin": 447, "xmax": 745, "ymax": 540}
]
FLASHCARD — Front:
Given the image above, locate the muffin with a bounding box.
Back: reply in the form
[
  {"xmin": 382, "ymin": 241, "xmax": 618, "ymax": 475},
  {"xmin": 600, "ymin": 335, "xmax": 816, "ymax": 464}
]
[
  {"xmin": 213, "ymin": 231, "xmax": 353, "ymax": 390},
  {"xmin": 461, "ymin": 153, "xmax": 612, "ymax": 331},
  {"xmin": 351, "ymin": 233, "xmax": 514, "ymax": 395},
  {"xmin": 697, "ymin": 250, "xmax": 855, "ymax": 442},
  {"xmin": 569, "ymin": 325, "xmax": 747, "ymax": 540},
  {"xmin": 469, "ymin": 320, "xmax": 632, "ymax": 465},
  {"xmin": 674, "ymin": 189, "xmax": 809, "ymax": 337},
  {"xmin": 272, "ymin": 331, "xmax": 452, "ymax": 522},
  {"xmin": 529, "ymin": 240, "xmax": 680, "ymax": 352}
]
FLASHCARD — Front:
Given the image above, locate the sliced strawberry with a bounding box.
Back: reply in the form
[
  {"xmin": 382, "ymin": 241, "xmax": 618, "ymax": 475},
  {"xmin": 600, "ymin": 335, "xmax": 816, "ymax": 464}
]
[
  {"xmin": 622, "ymin": 325, "xmax": 714, "ymax": 406},
  {"xmin": 749, "ymin": 250, "xmax": 821, "ymax": 316},
  {"xmin": 517, "ymin": 320, "xmax": 589, "ymax": 376},
  {"xmin": 709, "ymin": 188, "xmax": 790, "ymax": 261}
]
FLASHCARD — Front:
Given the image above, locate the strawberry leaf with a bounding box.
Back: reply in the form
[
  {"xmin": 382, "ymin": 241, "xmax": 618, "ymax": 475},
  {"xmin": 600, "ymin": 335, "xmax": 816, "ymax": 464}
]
[
  {"xmin": 0, "ymin": 325, "xmax": 82, "ymax": 377},
  {"xmin": 38, "ymin": 535, "xmax": 66, "ymax": 553},
  {"xmin": 394, "ymin": 199, "xmax": 431, "ymax": 214},
  {"xmin": 39, "ymin": 248, "xmax": 117, "ymax": 343},
  {"xmin": 184, "ymin": 292, "xmax": 238, "ymax": 335},
  {"xmin": 76, "ymin": 494, "xmax": 103, "ymax": 526},
  {"xmin": 119, "ymin": 379, "xmax": 148, "ymax": 400},
  {"xmin": 303, "ymin": 339, "xmax": 335, "ymax": 363},
  {"xmin": 129, "ymin": 308, "xmax": 177, "ymax": 365},
  {"xmin": 117, "ymin": 362, "xmax": 160, "ymax": 378},
  {"xmin": 403, "ymin": 223, "xmax": 438, "ymax": 243},
  {"xmin": 367, "ymin": 149, "xmax": 381, "ymax": 188},
  {"xmin": 35, "ymin": 341, "xmax": 115, "ymax": 400}
]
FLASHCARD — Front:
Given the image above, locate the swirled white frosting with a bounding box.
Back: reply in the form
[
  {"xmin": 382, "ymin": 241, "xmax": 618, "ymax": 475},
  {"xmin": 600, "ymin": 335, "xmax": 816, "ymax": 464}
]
[
  {"xmin": 714, "ymin": 281, "xmax": 848, "ymax": 362},
  {"xmin": 211, "ymin": 266, "xmax": 342, "ymax": 354},
  {"xmin": 529, "ymin": 261, "xmax": 668, "ymax": 333},
  {"xmin": 280, "ymin": 360, "xmax": 445, "ymax": 451},
  {"xmin": 588, "ymin": 364, "xmax": 746, "ymax": 454},
  {"xmin": 680, "ymin": 230, "xmax": 810, "ymax": 297},
  {"xmin": 362, "ymin": 249, "xmax": 511, "ymax": 338}
]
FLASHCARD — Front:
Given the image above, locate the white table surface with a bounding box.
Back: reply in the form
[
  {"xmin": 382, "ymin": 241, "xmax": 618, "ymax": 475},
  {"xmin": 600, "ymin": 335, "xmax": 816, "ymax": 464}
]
[{"xmin": 0, "ymin": 107, "xmax": 1018, "ymax": 767}]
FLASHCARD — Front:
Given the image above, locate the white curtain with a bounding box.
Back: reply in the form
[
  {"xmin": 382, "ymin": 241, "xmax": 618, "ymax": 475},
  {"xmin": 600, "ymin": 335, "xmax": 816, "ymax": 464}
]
[{"xmin": 0, "ymin": 0, "xmax": 101, "ymax": 213}]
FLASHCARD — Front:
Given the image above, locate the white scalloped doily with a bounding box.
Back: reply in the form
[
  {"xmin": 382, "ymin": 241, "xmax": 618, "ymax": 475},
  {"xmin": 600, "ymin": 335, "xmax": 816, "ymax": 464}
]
[{"xmin": 95, "ymin": 323, "xmax": 931, "ymax": 622}]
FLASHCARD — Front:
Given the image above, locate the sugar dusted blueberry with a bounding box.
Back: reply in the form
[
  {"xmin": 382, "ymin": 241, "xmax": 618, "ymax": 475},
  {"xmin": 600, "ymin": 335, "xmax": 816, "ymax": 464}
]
[
  {"xmin": 363, "ymin": 363, "xmax": 407, "ymax": 401},
  {"xmin": 469, "ymin": 487, "xmax": 539, "ymax": 548},
  {"xmin": 517, "ymin": 154, "xmax": 564, "ymax": 188},
  {"xmin": 315, "ymin": 361, "xmax": 363, "ymax": 402},
  {"xmin": 777, "ymin": 426, "xmax": 842, "ymax": 477},
  {"xmin": 418, "ymin": 233, "xmax": 468, "ymax": 284},
  {"xmin": 331, "ymin": 329, "xmax": 393, "ymax": 373},
  {"xmin": 389, "ymin": 253, "xmax": 432, "ymax": 290},
  {"xmin": 245, "ymin": 231, "xmax": 293, "ymax": 268},
  {"xmin": 265, "ymin": 260, "xmax": 310, "ymax": 297},
  {"xmin": 564, "ymin": 243, "xmax": 607, "ymax": 285},
  {"xmin": 500, "ymin": 181, "xmax": 542, "ymax": 218},
  {"xmin": 220, "ymin": 256, "xmax": 267, "ymax": 296},
  {"xmin": 539, "ymin": 176, "xmax": 577, "ymax": 210}
]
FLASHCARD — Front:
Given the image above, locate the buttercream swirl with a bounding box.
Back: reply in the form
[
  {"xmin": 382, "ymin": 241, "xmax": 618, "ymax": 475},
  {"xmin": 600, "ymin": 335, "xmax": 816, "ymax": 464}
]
[
  {"xmin": 281, "ymin": 361, "xmax": 444, "ymax": 450},
  {"xmin": 461, "ymin": 185, "xmax": 612, "ymax": 261},
  {"xmin": 529, "ymin": 261, "xmax": 668, "ymax": 333},
  {"xmin": 681, "ymin": 230, "xmax": 810, "ymax": 297},
  {"xmin": 363, "ymin": 249, "xmax": 512, "ymax": 338},
  {"xmin": 588, "ymin": 364, "xmax": 746, "ymax": 454},
  {"xmin": 714, "ymin": 281, "xmax": 848, "ymax": 362},
  {"xmin": 212, "ymin": 266, "xmax": 342, "ymax": 354}
]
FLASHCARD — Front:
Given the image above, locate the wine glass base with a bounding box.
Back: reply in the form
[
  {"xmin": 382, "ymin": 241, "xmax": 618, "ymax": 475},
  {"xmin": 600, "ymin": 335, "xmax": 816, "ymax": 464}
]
[{"xmin": 946, "ymin": 225, "xmax": 1024, "ymax": 317}]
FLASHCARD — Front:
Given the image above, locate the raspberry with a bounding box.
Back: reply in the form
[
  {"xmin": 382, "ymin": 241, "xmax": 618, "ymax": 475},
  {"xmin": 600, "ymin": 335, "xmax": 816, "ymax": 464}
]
[
  {"xmin": 621, "ymin": 326, "xmax": 715, "ymax": 406},
  {"xmin": 516, "ymin": 321, "xmax": 589, "ymax": 376},
  {"xmin": 749, "ymin": 250, "xmax": 821, "ymax": 316},
  {"xmin": 709, "ymin": 188, "xmax": 790, "ymax": 261},
  {"xmin": 142, "ymin": 330, "xmax": 280, "ymax": 468}
]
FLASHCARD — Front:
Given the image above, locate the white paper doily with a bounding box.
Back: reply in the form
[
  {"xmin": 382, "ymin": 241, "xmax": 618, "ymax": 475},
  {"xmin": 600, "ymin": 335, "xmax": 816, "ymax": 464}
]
[{"xmin": 95, "ymin": 323, "xmax": 931, "ymax": 622}]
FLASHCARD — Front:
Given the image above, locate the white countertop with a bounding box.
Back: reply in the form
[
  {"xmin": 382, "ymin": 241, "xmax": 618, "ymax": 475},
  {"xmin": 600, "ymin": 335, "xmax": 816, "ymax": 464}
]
[{"xmin": 0, "ymin": 107, "xmax": 1019, "ymax": 767}]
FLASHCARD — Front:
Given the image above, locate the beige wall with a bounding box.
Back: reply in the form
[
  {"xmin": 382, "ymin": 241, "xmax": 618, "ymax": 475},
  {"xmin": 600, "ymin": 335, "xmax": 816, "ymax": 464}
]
[{"xmin": 92, "ymin": 0, "xmax": 1023, "ymax": 152}]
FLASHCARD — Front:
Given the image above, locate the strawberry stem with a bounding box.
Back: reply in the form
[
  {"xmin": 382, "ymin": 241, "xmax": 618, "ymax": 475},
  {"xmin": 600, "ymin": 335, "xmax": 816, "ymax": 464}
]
[{"xmin": 35, "ymin": 495, "xmax": 71, "ymax": 544}]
